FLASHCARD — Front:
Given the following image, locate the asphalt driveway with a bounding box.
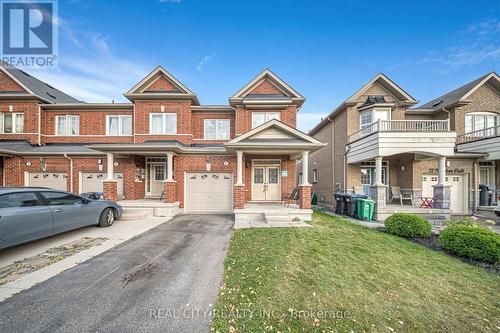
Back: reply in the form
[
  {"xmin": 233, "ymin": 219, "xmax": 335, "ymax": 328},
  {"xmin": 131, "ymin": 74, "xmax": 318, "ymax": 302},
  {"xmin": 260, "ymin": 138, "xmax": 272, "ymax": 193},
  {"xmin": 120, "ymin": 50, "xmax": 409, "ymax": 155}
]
[{"xmin": 0, "ymin": 214, "xmax": 234, "ymax": 333}]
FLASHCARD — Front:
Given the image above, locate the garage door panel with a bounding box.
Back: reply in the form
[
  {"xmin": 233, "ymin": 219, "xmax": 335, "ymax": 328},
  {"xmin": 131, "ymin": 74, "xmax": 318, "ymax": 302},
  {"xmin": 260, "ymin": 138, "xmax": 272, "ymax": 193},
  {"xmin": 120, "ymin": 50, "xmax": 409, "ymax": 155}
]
[
  {"xmin": 186, "ymin": 172, "xmax": 233, "ymax": 213},
  {"xmin": 81, "ymin": 172, "xmax": 124, "ymax": 199},
  {"xmin": 422, "ymin": 174, "xmax": 467, "ymax": 214},
  {"xmin": 28, "ymin": 173, "xmax": 67, "ymax": 191}
]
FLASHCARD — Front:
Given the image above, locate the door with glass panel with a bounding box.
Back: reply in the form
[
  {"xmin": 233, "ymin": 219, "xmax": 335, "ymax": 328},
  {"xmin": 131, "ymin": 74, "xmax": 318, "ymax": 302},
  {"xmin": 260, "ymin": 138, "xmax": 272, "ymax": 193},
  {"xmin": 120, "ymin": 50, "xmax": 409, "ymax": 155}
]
[
  {"xmin": 149, "ymin": 163, "xmax": 166, "ymax": 197},
  {"xmin": 252, "ymin": 166, "xmax": 281, "ymax": 201}
]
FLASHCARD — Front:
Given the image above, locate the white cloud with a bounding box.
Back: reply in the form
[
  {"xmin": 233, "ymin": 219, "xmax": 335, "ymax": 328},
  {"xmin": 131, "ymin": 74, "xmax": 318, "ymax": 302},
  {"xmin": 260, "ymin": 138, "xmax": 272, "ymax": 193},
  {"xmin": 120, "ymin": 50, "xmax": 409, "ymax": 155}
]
[
  {"xmin": 297, "ymin": 112, "xmax": 328, "ymax": 133},
  {"xmin": 196, "ymin": 54, "xmax": 215, "ymax": 72},
  {"xmin": 26, "ymin": 21, "xmax": 151, "ymax": 103}
]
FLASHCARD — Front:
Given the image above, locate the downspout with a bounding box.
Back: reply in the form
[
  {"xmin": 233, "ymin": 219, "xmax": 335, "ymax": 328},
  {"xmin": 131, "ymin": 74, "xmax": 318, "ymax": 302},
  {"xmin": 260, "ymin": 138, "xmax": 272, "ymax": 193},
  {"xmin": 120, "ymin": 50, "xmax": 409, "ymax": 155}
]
[
  {"xmin": 344, "ymin": 145, "xmax": 351, "ymax": 192},
  {"xmin": 64, "ymin": 154, "xmax": 74, "ymax": 193}
]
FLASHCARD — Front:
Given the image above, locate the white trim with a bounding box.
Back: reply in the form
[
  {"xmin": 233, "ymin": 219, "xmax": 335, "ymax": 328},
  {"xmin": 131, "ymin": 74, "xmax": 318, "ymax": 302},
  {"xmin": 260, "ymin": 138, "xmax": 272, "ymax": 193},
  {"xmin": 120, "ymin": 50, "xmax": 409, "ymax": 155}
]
[
  {"xmin": 126, "ymin": 66, "xmax": 196, "ymax": 95},
  {"xmin": 461, "ymin": 72, "xmax": 500, "ymax": 101},
  {"xmin": 0, "ymin": 112, "xmax": 24, "ymax": 134},
  {"xmin": 106, "ymin": 115, "xmax": 133, "ymax": 136},
  {"xmin": 251, "ymin": 111, "xmax": 281, "ymax": 129},
  {"xmin": 55, "ymin": 115, "xmax": 80, "ymax": 136},
  {"xmin": 347, "ymin": 73, "xmax": 417, "ymax": 103},
  {"xmin": 149, "ymin": 112, "xmax": 177, "ymax": 135},
  {"xmin": 230, "ymin": 68, "xmax": 304, "ymax": 99},
  {"xmin": 204, "ymin": 119, "xmax": 230, "ymax": 140},
  {"xmin": 0, "ymin": 66, "xmax": 35, "ymax": 95}
]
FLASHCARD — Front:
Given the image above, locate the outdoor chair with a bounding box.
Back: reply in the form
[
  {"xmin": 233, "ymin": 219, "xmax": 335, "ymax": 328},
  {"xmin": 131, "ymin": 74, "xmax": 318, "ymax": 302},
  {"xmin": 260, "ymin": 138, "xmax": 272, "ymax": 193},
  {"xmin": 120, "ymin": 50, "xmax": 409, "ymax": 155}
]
[
  {"xmin": 281, "ymin": 187, "xmax": 300, "ymax": 206},
  {"xmin": 390, "ymin": 186, "xmax": 414, "ymax": 206}
]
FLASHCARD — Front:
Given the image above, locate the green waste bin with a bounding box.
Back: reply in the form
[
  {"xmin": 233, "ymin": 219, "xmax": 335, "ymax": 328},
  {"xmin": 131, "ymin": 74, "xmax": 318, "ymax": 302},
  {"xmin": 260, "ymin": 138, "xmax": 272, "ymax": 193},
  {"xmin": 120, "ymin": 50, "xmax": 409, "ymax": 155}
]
[
  {"xmin": 311, "ymin": 192, "xmax": 318, "ymax": 205},
  {"xmin": 357, "ymin": 198, "xmax": 375, "ymax": 221}
]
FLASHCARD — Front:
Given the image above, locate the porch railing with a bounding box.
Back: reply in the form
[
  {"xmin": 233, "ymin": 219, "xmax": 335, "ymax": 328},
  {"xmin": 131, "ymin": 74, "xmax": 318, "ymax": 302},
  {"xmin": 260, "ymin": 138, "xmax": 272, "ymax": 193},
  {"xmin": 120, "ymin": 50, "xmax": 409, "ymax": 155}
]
[
  {"xmin": 349, "ymin": 120, "xmax": 450, "ymax": 142},
  {"xmin": 456, "ymin": 125, "xmax": 500, "ymax": 144}
]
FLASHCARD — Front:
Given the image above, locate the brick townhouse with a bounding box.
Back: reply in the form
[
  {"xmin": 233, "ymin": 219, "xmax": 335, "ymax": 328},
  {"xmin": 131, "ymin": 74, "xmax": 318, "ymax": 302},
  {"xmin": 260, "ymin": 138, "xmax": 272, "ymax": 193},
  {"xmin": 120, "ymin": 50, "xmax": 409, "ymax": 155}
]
[
  {"xmin": 0, "ymin": 62, "xmax": 325, "ymax": 218},
  {"xmin": 304, "ymin": 72, "xmax": 500, "ymax": 220}
]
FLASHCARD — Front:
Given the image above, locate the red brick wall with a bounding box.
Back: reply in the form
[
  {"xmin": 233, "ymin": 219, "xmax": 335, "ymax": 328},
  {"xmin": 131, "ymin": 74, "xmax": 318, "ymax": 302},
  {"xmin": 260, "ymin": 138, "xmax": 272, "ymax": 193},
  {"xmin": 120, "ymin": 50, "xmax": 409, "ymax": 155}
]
[
  {"xmin": 144, "ymin": 76, "xmax": 180, "ymax": 92},
  {"xmin": 191, "ymin": 112, "xmax": 235, "ymax": 140},
  {"xmin": 0, "ymin": 101, "xmax": 40, "ymax": 143},
  {"xmin": 0, "ymin": 71, "xmax": 25, "ymax": 92},
  {"xmin": 247, "ymin": 79, "xmax": 285, "ymax": 95},
  {"xmin": 235, "ymin": 105, "xmax": 297, "ymax": 135}
]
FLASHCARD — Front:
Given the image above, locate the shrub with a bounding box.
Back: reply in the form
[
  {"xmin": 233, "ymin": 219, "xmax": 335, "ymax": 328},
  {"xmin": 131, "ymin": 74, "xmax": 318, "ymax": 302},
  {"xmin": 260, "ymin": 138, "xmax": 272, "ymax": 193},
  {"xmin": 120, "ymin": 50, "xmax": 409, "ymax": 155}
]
[
  {"xmin": 384, "ymin": 213, "xmax": 432, "ymax": 238},
  {"xmin": 438, "ymin": 224, "xmax": 500, "ymax": 264}
]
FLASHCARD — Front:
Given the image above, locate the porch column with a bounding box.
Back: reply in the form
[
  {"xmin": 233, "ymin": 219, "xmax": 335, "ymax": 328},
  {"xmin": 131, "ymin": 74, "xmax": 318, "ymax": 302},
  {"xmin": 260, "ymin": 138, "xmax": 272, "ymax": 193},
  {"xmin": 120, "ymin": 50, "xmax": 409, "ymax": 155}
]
[
  {"xmin": 299, "ymin": 150, "xmax": 312, "ymax": 209},
  {"xmin": 371, "ymin": 156, "xmax": 386, "ymax": 211},
  {"xmin": 433, "ymin": 156, "xmax": 451, "ymax": 209},
  {"xmin": 234, "ymin": 151, "xmax": 245, "ymax": 209},
  {"xmin": 163, "ymin": 152, "xmax": 177, "ymax": 203},
  {"xmin": 103, "ymin": 153, "xmax": 118, "ymax": 201}
]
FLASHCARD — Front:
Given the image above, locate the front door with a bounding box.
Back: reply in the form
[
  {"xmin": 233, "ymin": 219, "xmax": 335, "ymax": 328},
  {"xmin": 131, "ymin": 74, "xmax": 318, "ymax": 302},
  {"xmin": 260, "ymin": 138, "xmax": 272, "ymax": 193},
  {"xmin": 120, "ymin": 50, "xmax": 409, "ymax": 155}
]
[
  {"xmin": 252, "ymin": 166, "xmax": 281, "ymax": 201},
  {"xmin": 149, "ymin": 163, "xmax": 166, "ymax": 197}
]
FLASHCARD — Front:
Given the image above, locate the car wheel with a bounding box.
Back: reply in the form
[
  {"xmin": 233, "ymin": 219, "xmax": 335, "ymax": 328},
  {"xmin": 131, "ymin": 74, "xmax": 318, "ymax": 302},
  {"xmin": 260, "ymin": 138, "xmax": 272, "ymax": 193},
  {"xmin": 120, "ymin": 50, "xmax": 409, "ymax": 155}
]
[{"xmin": 99, "ymin": 208, "xmax": 115, "ymax": 227}]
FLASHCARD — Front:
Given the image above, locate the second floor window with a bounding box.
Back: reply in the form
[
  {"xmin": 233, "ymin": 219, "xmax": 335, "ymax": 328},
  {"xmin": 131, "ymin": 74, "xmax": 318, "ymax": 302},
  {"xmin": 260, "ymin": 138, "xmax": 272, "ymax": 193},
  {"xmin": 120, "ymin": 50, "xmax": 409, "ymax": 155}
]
[
  {"xmin": 150, "ymin": 113, "xmax": 177, "ymax": 134},
  {"xmin": 0, "ymin": 113, "xmax": 24, "ymax": 133},
  {"xmin": 204, "ymin": 119, "xmax": 230, "ymax": 140},
  {"xmin": 252, "ymin": 112, "xmax": 280, "ymax": 128},
  {"xmin": 465, "ymin": 112, "xmax": 498, "ymax": 135},
  {"xmin": 56, "ymin": 115, "xmax": 79, "ymax": 136},
  {"xmin": 359, "ymin": 108, "xmax": 390, "ymax": 129},
  {"xmin": 107, "ymin": 115, "xmax": 132, "ymax": 136}
]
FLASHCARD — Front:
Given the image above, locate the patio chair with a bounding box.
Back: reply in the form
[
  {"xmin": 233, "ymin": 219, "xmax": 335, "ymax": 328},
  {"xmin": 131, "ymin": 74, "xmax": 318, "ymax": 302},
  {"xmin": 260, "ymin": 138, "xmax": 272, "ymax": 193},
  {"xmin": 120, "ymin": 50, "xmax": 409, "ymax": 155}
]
[
  {"xmin": 353, "ymin": 186, "xmax": 365, "ymax": 195},
  {"xmin": 390, "ymin": 186, "xmax": 414, "ymax": 206},
  {"xmin": 281, "ymin": 187, "xmax": 300, "ymax": 207}
]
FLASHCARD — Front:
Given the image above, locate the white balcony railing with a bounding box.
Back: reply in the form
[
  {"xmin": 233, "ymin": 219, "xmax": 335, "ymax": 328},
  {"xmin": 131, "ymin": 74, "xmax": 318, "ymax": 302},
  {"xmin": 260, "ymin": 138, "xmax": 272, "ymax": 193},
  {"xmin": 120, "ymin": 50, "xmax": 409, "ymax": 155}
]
[
  {"xmin": 457, "ymin": 125, "xmax": 500, "ymax": 144},
  {"xmin": 349, "ymin": 120, "xmax": 450, "ymax": 142}
]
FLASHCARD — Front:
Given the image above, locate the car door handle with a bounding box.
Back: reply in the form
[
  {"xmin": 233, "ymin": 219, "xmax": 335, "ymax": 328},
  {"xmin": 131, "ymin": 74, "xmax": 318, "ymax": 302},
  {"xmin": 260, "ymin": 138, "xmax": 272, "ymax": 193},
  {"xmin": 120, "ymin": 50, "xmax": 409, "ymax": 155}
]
[{"xmin": 53, "ymin": 209, "xmax": 65, "ymax": 213}]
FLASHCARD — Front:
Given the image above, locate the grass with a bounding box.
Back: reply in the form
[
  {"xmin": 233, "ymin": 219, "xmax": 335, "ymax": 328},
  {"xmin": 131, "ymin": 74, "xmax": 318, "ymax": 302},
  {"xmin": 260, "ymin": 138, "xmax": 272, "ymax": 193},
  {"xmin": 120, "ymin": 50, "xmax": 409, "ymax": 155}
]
[{"xmin": 212, "ymin": 211, "xmax": 500, "ymax": 333}]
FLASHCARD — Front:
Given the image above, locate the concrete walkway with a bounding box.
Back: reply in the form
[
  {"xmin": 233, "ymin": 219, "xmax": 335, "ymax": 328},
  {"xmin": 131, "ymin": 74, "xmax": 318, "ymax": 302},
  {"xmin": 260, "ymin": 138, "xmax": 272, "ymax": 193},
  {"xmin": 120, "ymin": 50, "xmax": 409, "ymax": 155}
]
[{"xmin": 0, "ymin": 214, "xmax": 234, "ymax": 333}]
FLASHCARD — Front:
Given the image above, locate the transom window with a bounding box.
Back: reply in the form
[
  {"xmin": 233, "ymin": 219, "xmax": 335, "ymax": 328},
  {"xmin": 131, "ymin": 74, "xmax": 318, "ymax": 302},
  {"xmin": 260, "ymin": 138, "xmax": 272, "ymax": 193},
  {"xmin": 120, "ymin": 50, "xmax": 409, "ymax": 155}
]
[
  {"xmin": 106, "ymin": 115, "xmax": 132, "ymax": 136},
  {"xmin": 150, "ymin": 113, "xmax": 177, "ymax": 134},
  {"xmin": 0, "ymin": 112, "xmax": 24, "ymax": 134},
  {"xmin": 56, "ymin": 115, "xmax": 79, "ymax": 136},
  {"xmin": 251, "ymin": 112, "xmax": 280, "ymax": 128},
  {"xmin": 359, "ymin": 108, "xmax": 390, "ymax": 129},
  {"xmin": 465, "ymin": 112, "xmax": 498, "ymax": 135},
  {"xmin": 204, "ymin": 119, "xmax": 230, "ymax": 140}
]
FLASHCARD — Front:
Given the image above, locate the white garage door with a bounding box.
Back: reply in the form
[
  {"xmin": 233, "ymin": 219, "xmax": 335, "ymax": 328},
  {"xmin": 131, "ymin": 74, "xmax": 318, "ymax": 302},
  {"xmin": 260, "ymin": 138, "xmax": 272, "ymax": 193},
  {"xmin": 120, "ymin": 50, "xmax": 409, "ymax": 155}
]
[
  {"xmin": 27, "ymin": 172, "xmax": 68, "ymax": 191},
  {"xmin": 422, "ymin": 174, "xmax": 467, "ymax": 214},
  {"xmin": 80, "ymin": 172, "xmax": 124, "ymax": 199},
  {"xmin": 185, "ymin": 172, "xmax": 233, "ymax": 213}
]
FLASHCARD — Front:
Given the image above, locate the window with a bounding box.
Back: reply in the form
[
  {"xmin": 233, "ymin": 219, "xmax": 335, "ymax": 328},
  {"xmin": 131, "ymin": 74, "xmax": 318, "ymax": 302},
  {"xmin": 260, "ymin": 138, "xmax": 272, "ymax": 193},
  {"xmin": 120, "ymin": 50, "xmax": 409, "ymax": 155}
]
[
  {"xmin": 204, "ymin": 119, "xmax": 230, "ymax": 139},
  {"xmin": 154, "ymin": 165, "xmax": 165, "ymax": 181},
  {"xmin": 465, "ymin": 112, "xmax": 499, "ymax": 135},
  {"xmin": 0, "ymin": 113, "xmax": 24, "ymax": 133},
  {"xmin": 40, "ymin": 191, "xmax": 84, "ymax": 205},
  {"xmin": 150, "ymin": 113, "xmax": 177, "ymax": 134},
  {"xmin": 312, "ymin": 169, "xmax": 318, "ymax": 183},
  {"xmin": 56, "ymin": 115, "xmax": 79, "ymax": 135},
  {"xmin": 251, "ymin": 112, "xmax": 280, "ymax": 128},
  {"xmin": 0, "ymin": 192, "xmax": 39, "ymax": 208},
  {"xmin": 107, "ymin": 115, "xmax": 132, "ymax": 136},
  {"xmin": 360, "ymin": 111, "xmax": 372, "ymax": 129},
  {"xmin": 359, "ymin": 108, "xmax": 390, "ymax": 129}
]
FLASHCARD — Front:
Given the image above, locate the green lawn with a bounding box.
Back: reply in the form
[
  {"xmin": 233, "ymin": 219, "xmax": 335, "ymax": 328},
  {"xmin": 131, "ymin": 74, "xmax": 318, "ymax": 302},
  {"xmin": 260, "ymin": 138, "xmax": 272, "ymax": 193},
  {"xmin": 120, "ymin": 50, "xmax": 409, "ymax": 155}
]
[{"xmin": 212, "ymin": 211, "xmax": 500, "ymax": 333}]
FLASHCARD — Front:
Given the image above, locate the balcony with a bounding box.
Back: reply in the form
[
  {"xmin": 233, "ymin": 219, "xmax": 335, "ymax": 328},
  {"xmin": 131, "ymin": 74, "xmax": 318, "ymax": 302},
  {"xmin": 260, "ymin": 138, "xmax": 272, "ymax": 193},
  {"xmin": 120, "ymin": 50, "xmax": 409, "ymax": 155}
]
[
  {"xmin": 347, "ymin": 120, "xmax": 456, "ymax": 164},
  {"xmin": 456, "ymin": 126, "xmax": 500, "ymax": 160}
]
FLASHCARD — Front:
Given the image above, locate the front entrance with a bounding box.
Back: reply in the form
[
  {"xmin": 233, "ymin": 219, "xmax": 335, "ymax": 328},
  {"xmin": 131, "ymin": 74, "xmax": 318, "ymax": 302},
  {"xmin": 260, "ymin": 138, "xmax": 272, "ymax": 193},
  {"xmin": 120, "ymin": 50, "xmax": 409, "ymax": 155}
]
[
  {"xmin": 251, "ymin": 165, "xmax": 281, "ymax": 201},
  {"xmin": 146, "ymin": 158, "xmax": 167, "ymax": 197}
]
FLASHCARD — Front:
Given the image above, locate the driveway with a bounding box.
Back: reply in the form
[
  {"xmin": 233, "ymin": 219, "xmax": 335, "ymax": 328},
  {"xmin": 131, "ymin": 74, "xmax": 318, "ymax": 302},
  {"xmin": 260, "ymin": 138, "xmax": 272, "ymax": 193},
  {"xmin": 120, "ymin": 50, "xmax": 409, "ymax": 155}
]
[{"xmin": 0, "ymin": 214, "xmax": 234, "ymax": 333}]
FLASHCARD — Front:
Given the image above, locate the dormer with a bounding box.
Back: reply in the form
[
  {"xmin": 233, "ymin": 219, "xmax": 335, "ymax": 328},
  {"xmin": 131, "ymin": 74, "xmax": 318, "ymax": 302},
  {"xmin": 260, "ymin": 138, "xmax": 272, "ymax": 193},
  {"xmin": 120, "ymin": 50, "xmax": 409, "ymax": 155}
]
[{"xmin": 124, "ymin": 66, "xmax": 200, "ymax": 105}]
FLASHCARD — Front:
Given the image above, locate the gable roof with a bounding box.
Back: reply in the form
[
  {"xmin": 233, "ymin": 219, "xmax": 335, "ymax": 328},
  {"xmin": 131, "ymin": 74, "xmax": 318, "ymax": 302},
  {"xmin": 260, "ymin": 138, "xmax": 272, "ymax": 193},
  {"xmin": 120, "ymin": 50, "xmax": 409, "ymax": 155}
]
[
  {"xmin": 347, "ymin": 73, "xmax": 418, "ymax": 104},
  {"xmin": 0, "ymin": 61, "xmax": 81, "ymax": 104},
  {"xmin": 415, "ymin": 72, "xmax": 499, "ymax": 111},
  {"xmin": 229, "ymin": 68, "xmax": 305, "ymax": 106},
  {"xmin": 124, "ymin": 66, "xmax": 200, "ymax": 104}
]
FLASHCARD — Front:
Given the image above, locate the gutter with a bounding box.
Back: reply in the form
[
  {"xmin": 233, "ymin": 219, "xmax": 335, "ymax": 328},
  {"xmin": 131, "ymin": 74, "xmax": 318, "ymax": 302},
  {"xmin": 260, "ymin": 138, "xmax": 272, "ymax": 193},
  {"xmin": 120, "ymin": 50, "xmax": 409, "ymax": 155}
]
[{"xmin": 64, "ymin": 154, "xmax": 74, "ymax": 192}]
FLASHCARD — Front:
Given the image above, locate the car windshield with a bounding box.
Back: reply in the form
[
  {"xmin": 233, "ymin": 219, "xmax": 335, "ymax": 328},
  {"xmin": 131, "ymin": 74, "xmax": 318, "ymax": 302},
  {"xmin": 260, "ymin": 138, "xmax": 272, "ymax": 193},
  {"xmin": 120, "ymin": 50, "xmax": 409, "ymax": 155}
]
[{"xmin": 40, "ymin": 191, "xmax": 84, "ymax": 206}]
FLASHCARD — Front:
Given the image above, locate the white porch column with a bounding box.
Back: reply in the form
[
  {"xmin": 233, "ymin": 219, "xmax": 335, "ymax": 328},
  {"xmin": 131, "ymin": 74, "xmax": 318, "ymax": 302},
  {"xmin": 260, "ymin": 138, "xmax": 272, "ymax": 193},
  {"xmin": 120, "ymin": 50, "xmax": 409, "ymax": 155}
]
[
  {"xmin": 166, "ymin": 152, "xmax": 174, "ymax": 182},
  {"xmin": 301, "ymin": 150, "xmax": 310, "ymax": 186},
  {"xmin": 236, "ymin": 151, "xmax": 244, "ymax": 186},
  {"xmin": 106, "ymin": 153, "xmax": 115, "ymax": 180},
  {"xmin": 374, "ymin": 156, "xmax": 383, "ymax": 185},
  {"xmin": 437, "ymin": 156, "xmax": 446, "ymax": 185}
]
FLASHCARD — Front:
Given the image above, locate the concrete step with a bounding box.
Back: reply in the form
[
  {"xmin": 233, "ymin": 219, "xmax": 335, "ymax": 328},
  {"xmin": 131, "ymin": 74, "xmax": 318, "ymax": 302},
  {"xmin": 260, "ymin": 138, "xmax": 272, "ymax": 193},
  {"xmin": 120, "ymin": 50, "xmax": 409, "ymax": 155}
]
[
  {"xmin": 119, "ymin": 213, "xmax": 146, "ymax": 221},
  {"xmin": 264, "ymin": 214, "xmax": 291, "ymax": 223}
]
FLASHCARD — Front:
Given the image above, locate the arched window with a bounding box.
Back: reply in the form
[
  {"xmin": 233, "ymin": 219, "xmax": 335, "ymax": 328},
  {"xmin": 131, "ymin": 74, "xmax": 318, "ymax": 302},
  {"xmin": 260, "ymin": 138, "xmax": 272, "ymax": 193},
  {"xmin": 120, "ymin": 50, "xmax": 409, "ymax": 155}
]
[{"xmin": 465, "ymin": 112, "xmax": 499, "ymax": 135}]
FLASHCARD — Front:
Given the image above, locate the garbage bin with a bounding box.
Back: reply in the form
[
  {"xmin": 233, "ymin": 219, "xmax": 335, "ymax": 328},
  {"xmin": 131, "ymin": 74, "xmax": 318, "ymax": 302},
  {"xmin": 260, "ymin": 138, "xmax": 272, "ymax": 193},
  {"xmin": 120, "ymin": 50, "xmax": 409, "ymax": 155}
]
[
  {"xmin": 311, "ymin": 192, "xmax": 318, "ymax": 205},
  {"xmin": 479, "ymin": 184, "xmax": 496, "ymax": 206},
  {"xmin": 334, "ymin": 192, "xmax": 346, "ymax": 215},
  {"xmin": 80, "ymin": 192, "xmax": 104, "ymax": 200},
  {"xmin": 344, "ymin": 193, "xmax": 354, "ymax": 216},
  {"xmin": 357, "ymin": 198, "xmax": 375, "ymax": 221},
  {"xmin": 350, "ymin": 194, "xmax": 368, "ymax": 218}
]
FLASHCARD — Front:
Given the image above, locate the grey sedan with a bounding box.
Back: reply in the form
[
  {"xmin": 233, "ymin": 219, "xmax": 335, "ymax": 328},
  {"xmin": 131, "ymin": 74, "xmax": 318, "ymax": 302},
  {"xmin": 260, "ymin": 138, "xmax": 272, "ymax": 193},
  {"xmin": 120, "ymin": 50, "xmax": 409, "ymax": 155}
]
[{"xmin": 0, "ymin": 187, "xmax": 122, "ymax": 250}]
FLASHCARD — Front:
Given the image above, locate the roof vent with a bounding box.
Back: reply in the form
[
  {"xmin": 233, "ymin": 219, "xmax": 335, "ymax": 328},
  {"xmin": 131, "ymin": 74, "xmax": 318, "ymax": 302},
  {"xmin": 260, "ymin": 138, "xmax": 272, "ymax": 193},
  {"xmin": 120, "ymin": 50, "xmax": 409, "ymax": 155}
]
[
  {"xmin": 46, "ymin": 92, "xmax": 57, "ymax": 99},
  {"xmin": 45, "ymin": 83, "xmax": 55, "ymax": 89},
  {"xmin": 432, "ymin": 100, "xmax": 443, "ymax": 107}
]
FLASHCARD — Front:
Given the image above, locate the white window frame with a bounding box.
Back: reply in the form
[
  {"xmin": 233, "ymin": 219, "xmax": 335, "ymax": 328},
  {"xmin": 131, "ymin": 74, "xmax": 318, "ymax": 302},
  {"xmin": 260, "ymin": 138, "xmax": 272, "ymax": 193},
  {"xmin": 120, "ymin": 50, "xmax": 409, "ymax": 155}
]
[
  {"xmin": 204, "ymin": 119, "xmax": 230, "ymax": 140},
  {"xmin": 251, "ymin": 111, "xmax": 281, "ymax": 128},
  {"xmin": 149, "ymin": 113, "xmax": 177, "ymax": 134},
  {"xmin": 465, "ymin": 112, "xmax": 499, "ymax": 134},
  {"xmin": 312, "ymin": 169, "xmax": 318, "ymax": 183},
  {"xmin": 106, "ymin": 115, "xmax": 132, "ymax": 136},
  {"xmin": 0, "ymin": 112, "xmax": 24, "ymax": 133},
  {"xmin": 55, "ymin": 115, "xmax": 80, "ymax": 136},
  {"xmin": 359, "ymin": 108, "xmax": 391, "ymax": 129}
]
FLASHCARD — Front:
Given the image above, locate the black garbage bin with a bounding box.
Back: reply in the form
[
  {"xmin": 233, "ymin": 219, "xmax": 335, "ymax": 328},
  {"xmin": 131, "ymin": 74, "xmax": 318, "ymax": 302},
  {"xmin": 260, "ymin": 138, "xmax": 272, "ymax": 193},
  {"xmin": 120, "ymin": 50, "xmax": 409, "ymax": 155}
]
[
  {"xmin": 334, "ymin": 192, "xmax": 346, "ymax": 215},
  {"xmin": 479, "ymin": 184, "xmax": 496, "ymax": 206},
  {"xmin": 345, "ymin": 193, "xmax": 356, "ymax": 217}
]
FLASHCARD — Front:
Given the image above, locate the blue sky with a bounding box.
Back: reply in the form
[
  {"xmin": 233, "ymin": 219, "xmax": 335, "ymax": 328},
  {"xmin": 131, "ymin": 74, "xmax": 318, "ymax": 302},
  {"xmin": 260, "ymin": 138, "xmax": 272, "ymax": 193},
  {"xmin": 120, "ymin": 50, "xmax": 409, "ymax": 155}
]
[{"xmin": 30, "ymin": 0, "xmax": 500, "ymax": 131}]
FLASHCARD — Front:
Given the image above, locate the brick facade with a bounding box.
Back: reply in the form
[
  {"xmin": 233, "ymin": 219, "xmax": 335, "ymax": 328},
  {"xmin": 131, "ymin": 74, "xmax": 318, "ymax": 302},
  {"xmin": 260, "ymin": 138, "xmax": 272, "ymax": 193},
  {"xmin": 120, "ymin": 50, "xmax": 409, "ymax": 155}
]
[
  {"xmin": 162, "ymin": 181, "xmax": 177, "ymax": 203},
  {"xmin": 103, "ymin": 181, "xmax": 118, "ymax": 201}
]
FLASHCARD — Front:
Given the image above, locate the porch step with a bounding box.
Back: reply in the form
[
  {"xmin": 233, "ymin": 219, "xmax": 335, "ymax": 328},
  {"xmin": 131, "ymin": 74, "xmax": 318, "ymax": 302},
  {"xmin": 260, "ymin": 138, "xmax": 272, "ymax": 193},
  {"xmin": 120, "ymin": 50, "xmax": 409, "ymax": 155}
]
[
  {"xmin": 118, "ymin": 208, "xmax": 154, "ymax": 221},
  {"xmin": 264, "ymin": 214, "xmax": 292, "ymax": 223}
]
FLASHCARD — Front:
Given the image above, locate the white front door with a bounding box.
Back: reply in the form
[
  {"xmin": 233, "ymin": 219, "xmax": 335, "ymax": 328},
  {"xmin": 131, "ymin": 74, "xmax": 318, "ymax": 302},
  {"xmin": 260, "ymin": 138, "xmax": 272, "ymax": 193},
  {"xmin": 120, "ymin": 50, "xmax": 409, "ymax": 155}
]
[
  {"xmin": 252, "ymin": 166, "xmax": 281, "ymax": 201},
  {"xmin": 149, "ymin": 163, "xmax": 166, "ymax": 197}
]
